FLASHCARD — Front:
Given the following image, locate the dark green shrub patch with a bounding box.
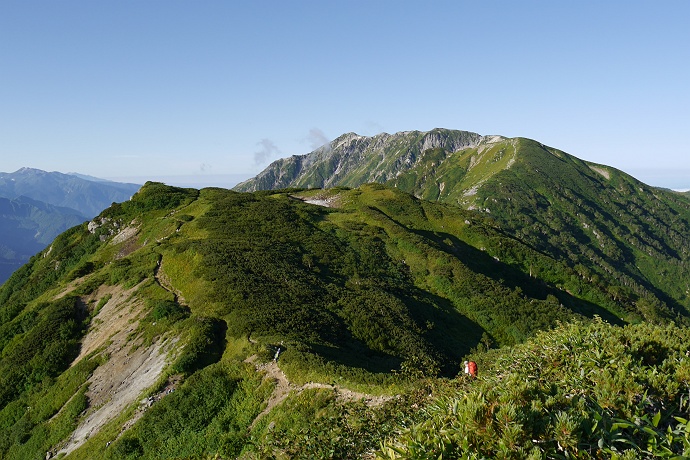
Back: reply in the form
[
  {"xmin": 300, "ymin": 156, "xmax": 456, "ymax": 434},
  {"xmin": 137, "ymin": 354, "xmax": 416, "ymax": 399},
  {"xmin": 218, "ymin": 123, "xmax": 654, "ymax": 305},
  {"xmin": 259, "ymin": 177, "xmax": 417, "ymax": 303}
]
[
  {"xmin": 172, "ymin": 317, "xmax": 227, "ymax": 376},
  {"xmin": 0, "ymin": 296, "xmax": 85, "ymax": 407}
]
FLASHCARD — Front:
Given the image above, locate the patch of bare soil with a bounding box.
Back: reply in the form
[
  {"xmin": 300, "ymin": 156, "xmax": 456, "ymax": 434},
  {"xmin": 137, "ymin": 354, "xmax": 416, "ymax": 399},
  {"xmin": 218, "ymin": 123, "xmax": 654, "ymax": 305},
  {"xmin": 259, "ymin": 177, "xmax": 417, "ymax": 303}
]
[
  {"xmin": 247, "ymin": 357, "xmax": 292, "ymax": 429},
  {"xmin": 303, "ymin": 198, "xmax": 336, "ymax": 207},
  {"xmin": 52, "ymin": 282, "xmax": 180, "ymax": 457},
  {"xmin": 71, "ymin": 283, "xmax": 143, "ymax": 365},
  {"xmin": 120, "ymin": 374, "xmax": 183, "ymax": 434},
  {"xmin": 53, "ymin": 275, "xmax": 91, "ymax": 300},
  {"xmin": 589, "ymin": 165, "xmax": 611, "ymax": 180},
  {"xmin": 246, "ymin": 355, "xmax": 395, "ymax": 429},
  {"xmin": 303, "ymin": 382, "xmax": 394, "ymax": 407},
  {"xmin": 292, "ymin": 193, "xmax": 342, "ymax": 208},
  {"xmin": 112, "ymin": 225, "xmax": 141, "ymax": 259},
  {"xmin": 110, "ymin": 225, "xmax": 139, "ymax": 246},
  {"xmin": 58, "ymin": 337, "xmax": 176, "ymax": 456}
]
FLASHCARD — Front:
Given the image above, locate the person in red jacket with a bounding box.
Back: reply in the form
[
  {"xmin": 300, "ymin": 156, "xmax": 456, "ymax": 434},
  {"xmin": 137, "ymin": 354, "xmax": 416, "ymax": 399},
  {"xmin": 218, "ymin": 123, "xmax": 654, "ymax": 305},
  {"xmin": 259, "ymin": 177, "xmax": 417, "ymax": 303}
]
[{"xmin": 464, "ymin": 360, "xmax": 478, "ymax": 378}]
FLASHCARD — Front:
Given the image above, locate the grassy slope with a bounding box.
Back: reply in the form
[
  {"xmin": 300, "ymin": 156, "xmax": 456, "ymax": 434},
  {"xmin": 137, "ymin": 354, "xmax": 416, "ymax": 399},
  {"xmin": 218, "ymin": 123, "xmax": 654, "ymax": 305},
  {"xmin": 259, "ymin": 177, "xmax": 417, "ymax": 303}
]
[
  {"xmin": 379, "ymin": 319, "xmax": 690, "ymax": 459},
  {"xmin": 478, "ymin": 140, "xmax": 690, "ymax": 318},
  {"xmin": 1, "ymin": 182, "xmax": 688, "ymax": 459},
  {"xmin": 390, "ymin": 137, "xmax": 690, "ymax": 324},
  {"xmin": 239, "ymin": 129, "xmax": 690, "ymax": 324},
  {"xmin": 160, "ymin": 184, "xmax": 637, "ymax": 378}
]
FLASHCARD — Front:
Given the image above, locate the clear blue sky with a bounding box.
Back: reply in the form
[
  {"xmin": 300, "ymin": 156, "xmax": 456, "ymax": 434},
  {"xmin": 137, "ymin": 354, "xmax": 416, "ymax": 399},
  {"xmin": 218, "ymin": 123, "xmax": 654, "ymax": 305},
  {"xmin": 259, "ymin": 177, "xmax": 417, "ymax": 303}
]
[{"xmin": 1, "ymin": 1, "xmax": 689, "ymax": 189}]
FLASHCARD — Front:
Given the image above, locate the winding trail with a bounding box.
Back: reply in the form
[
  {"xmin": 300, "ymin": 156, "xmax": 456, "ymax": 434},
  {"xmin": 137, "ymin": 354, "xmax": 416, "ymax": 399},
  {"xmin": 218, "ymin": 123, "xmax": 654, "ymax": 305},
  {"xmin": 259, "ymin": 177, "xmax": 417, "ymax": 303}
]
[
  {"xmin": 245, "ymin": 354, "xmax": 395, "ymax": 429},
  {"xmin": 150, "ymin": 223, "xmax": 395, "ymax": 432},
  {"xmin": 154, "ymin": 255, "xmax": 187, "ymax": 306}
]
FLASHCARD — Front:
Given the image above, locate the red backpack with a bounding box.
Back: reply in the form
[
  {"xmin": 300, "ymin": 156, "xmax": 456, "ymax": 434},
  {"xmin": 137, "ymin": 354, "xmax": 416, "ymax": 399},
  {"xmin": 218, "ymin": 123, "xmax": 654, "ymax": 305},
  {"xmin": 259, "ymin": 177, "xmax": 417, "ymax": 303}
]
[{"xmin": 468, "ymin": 361, "xmax": 478, "ymax": 378}]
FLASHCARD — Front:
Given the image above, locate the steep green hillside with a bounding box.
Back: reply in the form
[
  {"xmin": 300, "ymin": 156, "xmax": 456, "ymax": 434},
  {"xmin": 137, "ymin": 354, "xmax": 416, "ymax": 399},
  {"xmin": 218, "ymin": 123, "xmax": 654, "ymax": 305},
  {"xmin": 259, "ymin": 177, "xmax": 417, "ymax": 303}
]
[
  {"xmin": 413, "ymin": 138, "xmax": 690, "ymax": 322},
  {"xmin": 158, "ymin": 184, "xmax": 630, "ymax": 367},
  {"xmin": 238, "ymin": 129, "xmax": 690, "ymax": 324},
  {"xmin": 1, "ymin": 181, "xmax": 688, "ymax": 459},
  {"xmin": 379, "ymin": 319, "xmax": 690, "ymax": 459}
]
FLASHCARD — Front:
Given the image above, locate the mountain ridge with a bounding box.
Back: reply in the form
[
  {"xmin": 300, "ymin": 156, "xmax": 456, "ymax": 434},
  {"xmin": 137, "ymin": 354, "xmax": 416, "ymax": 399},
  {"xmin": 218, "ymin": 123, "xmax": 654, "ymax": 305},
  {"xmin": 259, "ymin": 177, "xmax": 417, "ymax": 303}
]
[
  {"xmin": 1, "ymin": 179, "xmax": 689, "ymax": 458},
  {"xmin": 236, "ymin": 129, "xmax": 690, "ymax": 322},
  {"xmin": 0, "ymin": 168, "xmax": 141, "ymax": 218},
  {"xmin": 235, "ymin": 128, "xmax": 486, "ymax": 191},
  {"xmin": 0, "ymin": 195, "xmax": 87, "ymax": 282},
  {"xmin": 1, "ymin": 132, "xmax": 690, "ymax": 457}
]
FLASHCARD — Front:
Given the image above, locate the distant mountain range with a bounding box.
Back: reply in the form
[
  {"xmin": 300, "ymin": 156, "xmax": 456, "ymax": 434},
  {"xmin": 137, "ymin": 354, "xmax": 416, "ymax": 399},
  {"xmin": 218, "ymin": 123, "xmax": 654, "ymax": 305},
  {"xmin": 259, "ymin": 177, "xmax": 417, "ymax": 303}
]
[
  {"xmin": 0, "ymin": 168, "xmax": 141, "ymax": 283},
  {"xmin": 0, "ymin": 168, "xmax": 141, "ymax": 218}
]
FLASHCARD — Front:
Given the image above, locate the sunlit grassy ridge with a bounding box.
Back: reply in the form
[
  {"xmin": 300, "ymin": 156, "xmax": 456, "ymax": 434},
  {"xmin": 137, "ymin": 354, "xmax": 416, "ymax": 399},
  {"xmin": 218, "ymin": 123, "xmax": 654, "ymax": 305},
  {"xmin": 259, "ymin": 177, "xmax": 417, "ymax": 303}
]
[{"xmin": 1, "ymin": 179, "xmax": 689, "ymax": 459}]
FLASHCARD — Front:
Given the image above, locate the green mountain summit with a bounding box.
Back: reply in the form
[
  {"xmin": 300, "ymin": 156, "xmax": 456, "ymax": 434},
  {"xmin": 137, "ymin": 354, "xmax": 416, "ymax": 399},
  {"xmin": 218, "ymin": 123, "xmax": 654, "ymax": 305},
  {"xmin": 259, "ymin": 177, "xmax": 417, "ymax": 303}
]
[
  {"xmin": 2, "ymin": 129, "xmax": 690, "ymax": 458},
  {"xmin": 238, "ymin": 128, "xmax": 690, "ymax": 323}
]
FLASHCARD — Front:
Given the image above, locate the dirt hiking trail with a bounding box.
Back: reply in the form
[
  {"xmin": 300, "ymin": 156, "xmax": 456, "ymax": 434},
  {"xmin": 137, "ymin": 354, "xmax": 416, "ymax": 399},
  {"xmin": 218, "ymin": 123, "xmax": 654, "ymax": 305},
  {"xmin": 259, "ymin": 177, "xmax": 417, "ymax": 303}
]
[{"xmin": 245, "ymin": 355, "xmax": 395, "ymax": 429}]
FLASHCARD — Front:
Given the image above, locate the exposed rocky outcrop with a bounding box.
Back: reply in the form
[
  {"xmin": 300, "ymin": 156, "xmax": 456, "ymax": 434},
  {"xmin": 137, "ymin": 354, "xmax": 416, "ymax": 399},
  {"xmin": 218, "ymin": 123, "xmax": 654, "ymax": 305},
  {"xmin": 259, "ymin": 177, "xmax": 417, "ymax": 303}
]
[{"xmin": 234, "ymin": 128, "xmax": 484, "ymax": 192}]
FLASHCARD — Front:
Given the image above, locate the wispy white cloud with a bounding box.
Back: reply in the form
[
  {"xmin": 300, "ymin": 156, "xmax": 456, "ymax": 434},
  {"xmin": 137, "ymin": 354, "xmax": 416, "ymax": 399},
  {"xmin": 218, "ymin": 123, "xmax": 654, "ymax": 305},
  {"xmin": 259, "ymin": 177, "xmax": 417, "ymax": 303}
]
[
  {"xmin": 254, "ymin": 139, "xmax": 281, "ymax": 165},
  {"xmin": 306, "ymin": 128, "xmax": 332, "ymax": 153}
]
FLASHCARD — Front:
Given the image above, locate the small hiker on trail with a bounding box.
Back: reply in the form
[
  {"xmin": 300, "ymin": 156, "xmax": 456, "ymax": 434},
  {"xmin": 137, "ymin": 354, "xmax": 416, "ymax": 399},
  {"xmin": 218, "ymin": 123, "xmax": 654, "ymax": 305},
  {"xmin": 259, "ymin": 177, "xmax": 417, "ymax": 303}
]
[{"xmin": 464, "ymin": 360, "xmax": 478, "ymax": 378}]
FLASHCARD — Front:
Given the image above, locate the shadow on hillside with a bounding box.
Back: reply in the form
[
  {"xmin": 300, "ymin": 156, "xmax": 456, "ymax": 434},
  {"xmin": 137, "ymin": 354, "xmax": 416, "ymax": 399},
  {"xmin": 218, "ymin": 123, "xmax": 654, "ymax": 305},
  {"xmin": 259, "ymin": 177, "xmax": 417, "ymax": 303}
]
[
  {"xmin": 181, "ymin": 317, "xmax": 228, "ymax": 375},
  {"xmin": 307, "ymin": 341, "xmax": 404, "ymax": 376},
  {"xmin": 396, "ymin": 287, "xmax": 487, "ymax": 376},
  {"xmin": 305, "ymin": 287, "xmax": 488, "ymax": 378},
  {"xmin": 419, "ymin": 229, "xmax": 624, "ymax": 326}
]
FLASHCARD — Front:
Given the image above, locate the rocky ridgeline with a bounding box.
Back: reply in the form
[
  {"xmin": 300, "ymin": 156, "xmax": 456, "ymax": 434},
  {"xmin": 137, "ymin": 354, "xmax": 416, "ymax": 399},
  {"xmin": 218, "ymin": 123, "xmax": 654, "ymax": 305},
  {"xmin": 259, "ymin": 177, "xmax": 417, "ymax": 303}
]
[{"xmin": 234, "ymin": 128, "xmax": 485, "ymax": 192}]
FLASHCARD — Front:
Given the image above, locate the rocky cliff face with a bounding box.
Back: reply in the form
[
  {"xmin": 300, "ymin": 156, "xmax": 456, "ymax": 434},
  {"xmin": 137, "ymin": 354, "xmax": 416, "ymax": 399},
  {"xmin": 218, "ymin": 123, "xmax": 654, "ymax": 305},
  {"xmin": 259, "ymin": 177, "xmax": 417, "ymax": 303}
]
[{"xmin": 233, "ymin": 129, "xmax": 485, "ymax": 192}]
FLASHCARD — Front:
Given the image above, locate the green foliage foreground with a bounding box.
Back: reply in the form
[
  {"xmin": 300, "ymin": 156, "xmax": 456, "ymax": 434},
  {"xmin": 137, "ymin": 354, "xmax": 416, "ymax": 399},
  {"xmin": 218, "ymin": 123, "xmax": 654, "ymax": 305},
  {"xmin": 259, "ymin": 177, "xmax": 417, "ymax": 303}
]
[{"xmin": 378, "ymin": 320, "xmax": 690, "ymax": 459}]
